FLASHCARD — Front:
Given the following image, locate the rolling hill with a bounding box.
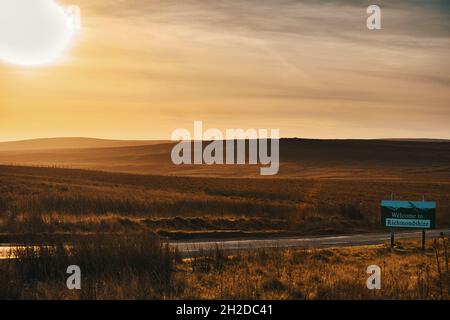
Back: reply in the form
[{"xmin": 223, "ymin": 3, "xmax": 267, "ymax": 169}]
[
  {"xmin": 0, "ymin": 137, "xmax": 449, "ymax": 180},
  {"xmin": 0, "ymin": 137, "xmax": 166, "ymax": 151}
]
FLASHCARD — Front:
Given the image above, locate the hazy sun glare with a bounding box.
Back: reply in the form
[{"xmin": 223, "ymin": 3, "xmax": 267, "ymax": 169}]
[
  {"xmin": 0, "ymin": 0, "xmax": 79, "ymax": 66},
  {"xmin": 0, "ymin": 0, "xmax": 449, "ymax": 141}
]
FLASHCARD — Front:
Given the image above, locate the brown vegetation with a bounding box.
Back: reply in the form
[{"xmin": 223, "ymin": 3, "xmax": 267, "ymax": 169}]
[
  {"xmin": 1, "ymin": 165, "xmax": 449, "ymax": 241},
  {"xmin": 0, "ymin": 233, "xmax": 174, "ymax": 299},
  {"xmin": 0, "ymin": 137, "xmax": 448, "ymax": 300},
  {"xmin": 0, "ymin": 236, "xmax": 448, "ymax": 299}
]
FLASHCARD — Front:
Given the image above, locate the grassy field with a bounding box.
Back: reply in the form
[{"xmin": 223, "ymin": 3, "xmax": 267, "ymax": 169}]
[
  {"xmin": 1, "ymin": 234, "xmax": 448, "ymax": 299},
  {"xmin": 0, "ymin": 139, "xmax": 449, "ymax": 300},
  {"xmin": 178, "ymin": 237, "xmax": 449, "ymax": 300},
  {"xmin": 1, "ymin": 165, "xmax": 449, "ymax": 242}
]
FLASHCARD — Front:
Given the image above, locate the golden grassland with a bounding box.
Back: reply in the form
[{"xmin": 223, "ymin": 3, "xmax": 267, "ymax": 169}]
[
  {"xmin": 0, "ymin": 235, "xmax": 448, "ymax": 300},
  {"xmin": 0, "ymin": 165, "xmax": 448, "ymax": 300},
  {"xmin": 0, "ymin": 166, "xmax": 449, "ymax": 242},
  {"xmin": 178, "ymin": 238, "xmax": 449, "ymax": 300}
]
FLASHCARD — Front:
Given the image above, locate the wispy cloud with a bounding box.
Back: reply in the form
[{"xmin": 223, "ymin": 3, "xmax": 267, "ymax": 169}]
[{"xmin": 2, "ymin": 0, "xmax": 449, "ymax": 140}]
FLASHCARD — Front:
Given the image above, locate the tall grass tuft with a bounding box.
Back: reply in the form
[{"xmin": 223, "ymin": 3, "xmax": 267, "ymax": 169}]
[{"xmin": 1, "ymin": 233, "xmax": 175, "ymax": 299}]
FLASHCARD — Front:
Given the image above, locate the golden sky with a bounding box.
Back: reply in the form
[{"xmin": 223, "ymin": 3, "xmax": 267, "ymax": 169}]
[{"xmin": 1, "ymin": 0, "xmax": 449, "ymax": 141}]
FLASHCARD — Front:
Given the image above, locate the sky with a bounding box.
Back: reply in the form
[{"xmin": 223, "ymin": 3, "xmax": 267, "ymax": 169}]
[{"xmin": 1, "ymin": 0, "xmax": 449, "ymax": 141}]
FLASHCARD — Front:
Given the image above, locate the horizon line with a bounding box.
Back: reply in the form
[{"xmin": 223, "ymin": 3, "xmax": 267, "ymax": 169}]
[{"xmin": 1, "ymin": 136, "xmax": 449, "ymax": 143}]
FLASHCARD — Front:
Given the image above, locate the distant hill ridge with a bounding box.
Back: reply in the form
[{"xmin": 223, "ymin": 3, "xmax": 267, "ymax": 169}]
[
  {"xmin": 0, "ymin": 137, "xmax": 167, "ymax": 151},
  {"xmin": 0, "ymin": 137, "xmax": 448, "ymax": 152},
  {"xmin": 0, "ymin": 137, "xmax": 449, "ymax": 180}
]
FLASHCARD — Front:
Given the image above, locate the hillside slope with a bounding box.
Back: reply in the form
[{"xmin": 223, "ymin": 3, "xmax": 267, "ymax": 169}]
[{"xmin": 0, "ymin": 138, "xmax": 449, "ymax": 180}]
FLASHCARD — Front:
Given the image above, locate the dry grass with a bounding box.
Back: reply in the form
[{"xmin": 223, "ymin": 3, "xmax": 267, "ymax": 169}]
[
  {"xmin": 0, "ymin": 233, "xmax": 175, "ymax": 300},
  {"xmin": 0, "ymin": 236, "xmax": 447, "ymax": 300},
  {"xmin": 1, "ymin": 166, "xmax": 449, "ymax": 241},
  {"xmin": 0, "ymin": 139, "xmax": 449, "ymax": 301},
  {"xmin": 178, "ymin": 237, "xmax": 449, "ymax": 300}
]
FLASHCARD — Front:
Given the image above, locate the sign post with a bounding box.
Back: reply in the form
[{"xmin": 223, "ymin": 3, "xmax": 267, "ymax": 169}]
[
  {"xmin": 381, "ymin": 200, "xmax": 436, "ymax": 249},
  {"xmin": 390, "ymin": 193, "xmax": 395, "ymax": 248},
  {"xmin": 422, "ymin": 229, "xmax": 426, "ymax": 251},
  {"xmin": 391, "ymin": 229, "xmax": 395, "ymax": 248}
]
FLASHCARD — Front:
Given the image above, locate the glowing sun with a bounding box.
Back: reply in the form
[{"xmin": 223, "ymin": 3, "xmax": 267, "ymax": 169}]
[{"xmin": 0, "ymin": 0, "xmax": 80, "ymax": 67}]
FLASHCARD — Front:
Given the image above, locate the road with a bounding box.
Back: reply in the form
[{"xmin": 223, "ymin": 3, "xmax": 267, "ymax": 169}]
[
  {"xmin": 1, "ymin": 229, "xmax": 449, "ymax": 259},
  {"xmin": 169, "ymin": 229, "xmax": 450, "ymax": 256}
]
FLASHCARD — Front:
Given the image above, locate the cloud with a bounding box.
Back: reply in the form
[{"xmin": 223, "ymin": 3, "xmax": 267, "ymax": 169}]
[
  {"xmin": 2, "ymin": 0, "xmax": 449, "ymax": 139},
  {"xmin": 71, "ymin": 0, "xmax": 450, "ymax": 37},
  {"xmin": 61, "ymin": 0, "xmax": 450, "ymax": 111}
]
